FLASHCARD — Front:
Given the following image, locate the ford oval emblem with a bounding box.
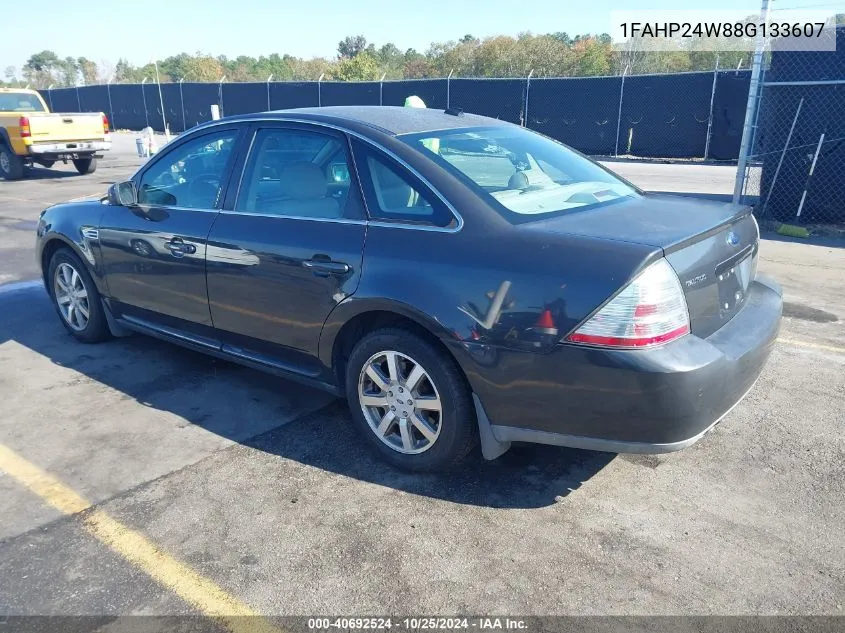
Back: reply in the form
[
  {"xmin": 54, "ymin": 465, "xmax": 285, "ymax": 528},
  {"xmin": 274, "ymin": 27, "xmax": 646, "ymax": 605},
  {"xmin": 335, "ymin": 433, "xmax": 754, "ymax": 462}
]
[{"xmin": 726, "ymin": 231, "xmax": 740, "ymax": 246}]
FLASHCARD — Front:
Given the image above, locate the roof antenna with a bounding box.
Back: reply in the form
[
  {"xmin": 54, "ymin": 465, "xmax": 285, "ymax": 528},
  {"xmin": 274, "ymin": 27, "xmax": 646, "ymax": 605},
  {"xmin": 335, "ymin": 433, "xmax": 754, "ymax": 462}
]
[{"xmin": 444, "ymin": 107, "xmax": 464, "ymax": 117}]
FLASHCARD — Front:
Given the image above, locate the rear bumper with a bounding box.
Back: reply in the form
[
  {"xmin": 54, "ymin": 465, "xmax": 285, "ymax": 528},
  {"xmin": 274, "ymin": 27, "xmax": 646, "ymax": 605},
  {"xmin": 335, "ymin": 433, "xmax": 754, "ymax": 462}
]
[
  {"xmin": 470, "ymin": 275, "xmax": 782, "ymax": 454},
  {"xmin": 28, "ymin": 140, "xmax": 111, "ymax": 156}
]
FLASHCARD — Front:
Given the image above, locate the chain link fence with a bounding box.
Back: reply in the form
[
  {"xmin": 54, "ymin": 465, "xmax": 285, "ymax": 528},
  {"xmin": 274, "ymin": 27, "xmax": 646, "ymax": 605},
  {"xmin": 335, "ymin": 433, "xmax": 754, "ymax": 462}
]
[
  {"xmin": 736, "ymin": 25, "xmax": 845, "ymax": 232},
  {"xmin": 41, "ymin": 66, "xmax": 751, "ymax": 162}
]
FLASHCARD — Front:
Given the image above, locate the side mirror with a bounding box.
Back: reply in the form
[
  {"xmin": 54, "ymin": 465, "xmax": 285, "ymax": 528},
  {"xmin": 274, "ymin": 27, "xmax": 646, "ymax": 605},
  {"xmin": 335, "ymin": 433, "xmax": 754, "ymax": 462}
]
[{"xmin": 109, "ymin": 181, "xmax": 138, "ymax": 207}]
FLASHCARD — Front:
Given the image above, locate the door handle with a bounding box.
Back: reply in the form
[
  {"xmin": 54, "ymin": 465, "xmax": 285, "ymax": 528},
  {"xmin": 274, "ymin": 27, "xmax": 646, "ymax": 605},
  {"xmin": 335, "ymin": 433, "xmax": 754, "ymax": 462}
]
[
  {"xmin": 164, "ymin": 238, "xmax": 196, "ymax": 258},
  {"xmin": 302, "ymin": 258, "xmax": 350, "ymax": 276}
]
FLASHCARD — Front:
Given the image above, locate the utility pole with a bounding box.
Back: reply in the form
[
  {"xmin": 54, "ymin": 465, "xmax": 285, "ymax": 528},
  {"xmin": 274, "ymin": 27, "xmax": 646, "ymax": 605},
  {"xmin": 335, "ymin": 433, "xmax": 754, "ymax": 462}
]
[{"xmin": 733, "ymin": 0, "xmax": 770, "ymax": 202}]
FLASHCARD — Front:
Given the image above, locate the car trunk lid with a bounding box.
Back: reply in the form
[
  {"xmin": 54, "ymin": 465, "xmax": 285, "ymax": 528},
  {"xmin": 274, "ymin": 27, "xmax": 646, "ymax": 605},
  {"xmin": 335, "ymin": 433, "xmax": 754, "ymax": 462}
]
[{"xmin": 522, "ymin": 193, "xmax": 760, "ymax": 338}]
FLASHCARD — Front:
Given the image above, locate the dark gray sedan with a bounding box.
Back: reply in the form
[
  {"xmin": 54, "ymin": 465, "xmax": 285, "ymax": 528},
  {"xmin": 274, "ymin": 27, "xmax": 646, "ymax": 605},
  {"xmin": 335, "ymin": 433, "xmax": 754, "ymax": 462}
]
[{"xmin": 35, "ymin": 106, "xmax": 782, "ymax": 471}]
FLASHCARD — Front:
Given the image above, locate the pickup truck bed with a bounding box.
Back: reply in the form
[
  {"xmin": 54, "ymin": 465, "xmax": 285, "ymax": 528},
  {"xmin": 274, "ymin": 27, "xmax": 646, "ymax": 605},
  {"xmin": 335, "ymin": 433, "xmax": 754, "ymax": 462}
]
[{"xmin": 0, "ymin": 88, "xmax": 111, "ymax": 180}]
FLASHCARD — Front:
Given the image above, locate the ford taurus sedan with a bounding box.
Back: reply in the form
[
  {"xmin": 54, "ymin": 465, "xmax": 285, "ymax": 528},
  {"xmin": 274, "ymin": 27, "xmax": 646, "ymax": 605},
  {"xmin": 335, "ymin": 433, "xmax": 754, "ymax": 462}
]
[{"xmin": 35, "ymin": 106, "xmax": 782, "ymax": 471}]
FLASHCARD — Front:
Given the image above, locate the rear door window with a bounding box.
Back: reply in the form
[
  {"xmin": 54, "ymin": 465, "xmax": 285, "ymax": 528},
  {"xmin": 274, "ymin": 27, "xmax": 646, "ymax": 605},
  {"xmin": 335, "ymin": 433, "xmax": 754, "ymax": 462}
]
[{"xmin": 235, "ymin": 127, "xmax": 363, "ymax": 220}]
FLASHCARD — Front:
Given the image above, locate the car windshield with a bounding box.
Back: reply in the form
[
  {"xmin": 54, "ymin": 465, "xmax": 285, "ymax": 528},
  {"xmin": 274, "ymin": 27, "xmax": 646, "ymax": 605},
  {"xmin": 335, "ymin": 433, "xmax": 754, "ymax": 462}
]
[
  {"xmin": 0, "ymin": 92, "xmax": 45, "ymax": 112},
  {"xmin": 399, "ymin": 126, "xmax": 639, "ymax": 223}
]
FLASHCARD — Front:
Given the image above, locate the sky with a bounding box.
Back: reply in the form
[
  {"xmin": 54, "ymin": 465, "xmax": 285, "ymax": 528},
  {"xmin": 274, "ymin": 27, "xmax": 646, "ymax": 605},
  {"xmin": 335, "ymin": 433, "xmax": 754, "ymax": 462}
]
[{"xmin": 1, "ymin": 0, "xmax": 781, "ymax": 75}]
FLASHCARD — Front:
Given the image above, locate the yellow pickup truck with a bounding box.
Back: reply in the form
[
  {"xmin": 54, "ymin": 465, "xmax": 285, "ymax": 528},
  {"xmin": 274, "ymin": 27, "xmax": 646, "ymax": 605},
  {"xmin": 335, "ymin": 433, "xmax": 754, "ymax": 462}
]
[{"xmin": 0, "ymin": 88, "xmax": 111, "ymax": 180}]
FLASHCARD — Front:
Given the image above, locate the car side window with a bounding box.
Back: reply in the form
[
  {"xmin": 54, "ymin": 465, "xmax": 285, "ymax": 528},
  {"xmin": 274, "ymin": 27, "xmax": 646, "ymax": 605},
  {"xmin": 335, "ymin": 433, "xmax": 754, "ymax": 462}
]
[
  {"xmin": 353, "ymin": 140, "xmax": 456, "ymax": 229},
  {"xmin": 236, "ymin": 127, "xmax": 361, "ymax": 220},
  {"xmin": 137, "ymin": 130, "xmax": 237, "ymax": 209}
]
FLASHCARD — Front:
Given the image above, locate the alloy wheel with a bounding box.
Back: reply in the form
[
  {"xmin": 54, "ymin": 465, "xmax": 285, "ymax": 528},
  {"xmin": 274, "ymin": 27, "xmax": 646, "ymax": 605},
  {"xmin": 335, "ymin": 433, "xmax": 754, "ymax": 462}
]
[
  {"xmin": 357, "ymin": 350, "xmax": 443, "ymax": 454},
  {"xmin": 54, "ymin": 262, "xmax": 90, "ymax": 331}
]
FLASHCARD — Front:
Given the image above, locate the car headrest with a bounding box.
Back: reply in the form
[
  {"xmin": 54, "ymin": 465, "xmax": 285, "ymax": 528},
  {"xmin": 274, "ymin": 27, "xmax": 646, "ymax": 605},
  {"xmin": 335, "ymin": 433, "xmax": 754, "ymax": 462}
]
[
  {"xmin": 278, "ymin": 162, "xmax": 327, "ymax": 200},
  {"xmin": 508, "ymin": 170, "xmax": 530, "ymax": 190}
]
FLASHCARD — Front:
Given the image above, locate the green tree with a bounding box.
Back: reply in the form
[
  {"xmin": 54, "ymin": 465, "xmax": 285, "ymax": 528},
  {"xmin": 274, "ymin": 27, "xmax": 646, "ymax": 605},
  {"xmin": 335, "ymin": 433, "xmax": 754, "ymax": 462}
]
[
  {"xmin": 182, "ymin": 56, "xmax": 224, "ymax": 82},
  {"xmin": 573, "ymin": 38, "xmax": 611, "ymax": 76},
  {"xmin": 22, "ymin": 50, "xmax": 61, "ymax": 87},
  {"xmin": 404, "ymin": 58, "xmax": 434, "ymax": 78},
  {"xmin": 338, "ymin": 35, "xmax": 368, "ymax": 59},
  {"xmin": 77, "ymin": 57, "xmax": 99, "ymax": 85},
  {"xmin": 331, "ymin": 51, "xmax": 380, "ymax": 81},
  {"xmin": 551, "ymin": 32, "xmax": 571, "ymax": 45}
]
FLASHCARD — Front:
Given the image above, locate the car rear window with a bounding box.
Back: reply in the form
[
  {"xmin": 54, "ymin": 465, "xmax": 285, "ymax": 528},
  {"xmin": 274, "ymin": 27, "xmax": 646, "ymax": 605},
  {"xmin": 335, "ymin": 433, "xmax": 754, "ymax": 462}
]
[
  {"xmin": 399, "ymin": 126, "xmax": 639, "ymax": 223},
  {"xmin": 0, "ymin": 92, "xmax": 45, "ymax": 112}
]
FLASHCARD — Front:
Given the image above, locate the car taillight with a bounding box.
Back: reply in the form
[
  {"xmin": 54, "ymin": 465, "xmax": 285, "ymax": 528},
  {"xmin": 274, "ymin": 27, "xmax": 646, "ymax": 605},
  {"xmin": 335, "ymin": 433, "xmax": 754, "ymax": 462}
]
[
  {"xmin": 19, "ymin": 117, "xmax": 31, "ymax": 138},
  {"xmin": 103, "ymin": 114, "xmax": 110, "ymax": 134},
  {"xmin": 567, "ymin": 258, "xmax": 690, "ymax": 348}
]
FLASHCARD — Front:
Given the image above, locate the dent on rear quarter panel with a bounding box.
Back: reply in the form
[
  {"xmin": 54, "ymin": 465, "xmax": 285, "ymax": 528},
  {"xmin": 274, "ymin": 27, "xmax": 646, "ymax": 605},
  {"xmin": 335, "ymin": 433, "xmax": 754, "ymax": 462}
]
[{"xmin": 320, "ymin": 220, "xmax": 659, "ymax": 377}]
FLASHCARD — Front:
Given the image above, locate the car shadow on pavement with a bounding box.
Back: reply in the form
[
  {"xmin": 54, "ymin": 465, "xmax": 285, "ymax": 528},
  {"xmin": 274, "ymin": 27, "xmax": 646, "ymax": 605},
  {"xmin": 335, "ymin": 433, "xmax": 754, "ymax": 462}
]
[
  {"xmin": 1, "ymin": 288, "xmax": 614, "ymax": 509},
  {"xmin": 244, "ymin": 401, "xmax": 615, "ymax": 509}
]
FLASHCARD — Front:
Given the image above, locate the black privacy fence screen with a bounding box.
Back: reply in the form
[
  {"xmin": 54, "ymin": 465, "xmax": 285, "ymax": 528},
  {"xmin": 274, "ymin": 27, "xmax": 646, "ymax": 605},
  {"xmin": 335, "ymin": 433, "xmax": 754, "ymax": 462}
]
[{"xmin": 40, "ymin": 70, "xmax": 751, "ymax": 161}]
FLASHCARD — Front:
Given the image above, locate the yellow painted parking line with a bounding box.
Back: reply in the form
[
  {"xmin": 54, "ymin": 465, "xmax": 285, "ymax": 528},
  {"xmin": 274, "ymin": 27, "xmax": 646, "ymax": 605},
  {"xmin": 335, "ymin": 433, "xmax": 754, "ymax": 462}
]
[
  {"xmin": 0, "ymin": 444, "xmax": 283, "ymax": 633},
  {"xmin": 779, "ymin": 337, "xmax": 845, "ymax": 355}
]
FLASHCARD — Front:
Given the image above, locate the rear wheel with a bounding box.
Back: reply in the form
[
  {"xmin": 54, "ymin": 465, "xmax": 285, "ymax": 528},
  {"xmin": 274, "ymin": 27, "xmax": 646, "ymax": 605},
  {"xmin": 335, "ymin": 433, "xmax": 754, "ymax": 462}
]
[
  {"xmin": 0, "ymin": 145, "xmax": 24, "ymax": 180},
  {"xmin": 345, "ymin": 328, "xmax": 477, "ymax": 472},
  {"xmin": 48, "ymin": 248, "xmax": 111, "ymax": 343},
  {"xmin": 73, "ymin": 157, "xmax": 97, "ymax": 175}
]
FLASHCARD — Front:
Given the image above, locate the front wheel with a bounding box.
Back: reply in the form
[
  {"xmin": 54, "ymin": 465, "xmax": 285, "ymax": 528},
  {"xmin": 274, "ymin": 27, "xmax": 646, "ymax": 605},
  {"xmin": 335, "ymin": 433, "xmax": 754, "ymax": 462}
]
[
  {"xmin": 0, "ymin": 145, "xmax": 24, "ymax": 180},
  {"xmin": 73, "ymin": 157, "xmax": 97, "ymax": 175},
  {"xmin": 345, "ymin": 328, "xmax": 477, "ymax": 471},
  {"xmin": 48, "ymin": 249, "xmax": 111, "ymax": 343}
]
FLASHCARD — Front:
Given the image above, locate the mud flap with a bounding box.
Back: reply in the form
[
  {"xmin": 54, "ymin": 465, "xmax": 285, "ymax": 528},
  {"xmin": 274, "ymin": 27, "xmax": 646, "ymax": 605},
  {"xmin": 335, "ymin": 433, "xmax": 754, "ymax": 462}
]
[{"xmin": 472, "ymin": 393, "xmax": 511, "ymax": 460}]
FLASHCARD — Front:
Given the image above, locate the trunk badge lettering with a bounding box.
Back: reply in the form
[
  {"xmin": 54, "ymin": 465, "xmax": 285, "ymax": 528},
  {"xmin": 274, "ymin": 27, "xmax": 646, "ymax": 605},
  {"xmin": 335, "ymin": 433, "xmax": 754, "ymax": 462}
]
[{"xmin": 684, "ymin": 274, "xmax": 707, "ymax": 288}]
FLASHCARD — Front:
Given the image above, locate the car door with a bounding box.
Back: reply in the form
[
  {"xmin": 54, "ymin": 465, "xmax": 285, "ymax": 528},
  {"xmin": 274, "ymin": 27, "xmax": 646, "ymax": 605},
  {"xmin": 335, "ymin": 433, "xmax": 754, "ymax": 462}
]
[
  {"xmin": 206, "ymin": 122, "xmax": 367, "ymax": 374},
  {"xmin": 98, "ymin": 126, "xmax": 243, "ymax": 339}
]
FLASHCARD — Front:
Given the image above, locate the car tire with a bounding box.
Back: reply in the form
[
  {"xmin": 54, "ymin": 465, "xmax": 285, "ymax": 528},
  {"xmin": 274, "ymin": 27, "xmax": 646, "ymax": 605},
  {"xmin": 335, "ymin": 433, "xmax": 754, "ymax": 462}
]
[
  {"xmin": 0, "ymin": 144, "xmax": 24, "ymax": 180},
  {"xmin": 345, "ymin": 328, "xmax": 477, "ymax": 472},
  {"xmin": 73, "ymin": 157, "xmax": 97, "ymax": 175},
  {"xmin": 47, "ymin": 248, "xmax": 111, "ymax": 343}
]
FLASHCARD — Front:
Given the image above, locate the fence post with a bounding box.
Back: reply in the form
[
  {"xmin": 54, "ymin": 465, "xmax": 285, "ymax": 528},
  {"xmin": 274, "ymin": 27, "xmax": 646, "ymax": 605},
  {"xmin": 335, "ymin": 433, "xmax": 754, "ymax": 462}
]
[
  {"xmin": 46, "ymin": 84, "xmax": 54, "ymax": 111},
  {"xmin": 154, "ymin": 60, "xmax": 168, "ymax": 137},
  {"xmin": 379, "ymin": 72, "xmax": 386, "ymax": 105},
  {"xmin": 523, "ymin": 69, "xmax": 534, "ymax": 127},
  {"xmin": 75, "ymin": 84, "xmax": 82, "ymax": 111},
  {"xmin": 760, "ymin": 97, "xmax": 803, "ymax": 218},
  {"xmin": 733, "ymin": 0, "xmax": 770, "ymax": 203},
  {"xmin": 106, "ymin": 78, "xmax": 115, "ymax": 131},
  {"xmin": 614, "ymin": 65, "xmax": 628, "ymax": 157},
  {"xmin": 141, "ymin": 78, "xmax": 150, "ymax": 128},
  {"xmin": 318, "ymin": 73, "xmax": 324, "ymax": 107},
  {"xmin": 447, "ymin": 69, "xmax": 454, "ymax": 109},
  {"xmin": 179, "ymin": 78, "xmax": 186, "ymax": 131},
  {"xmin": 704, "ymin": 55, "xmax": 720, "ymax": 160},
  {"xmin": 266, "ymin": 74, "xmax": 273, "ymax": 111},
  {"xmin": 218, "ymin": 76, "xmax": 226, "ymax": 117}
]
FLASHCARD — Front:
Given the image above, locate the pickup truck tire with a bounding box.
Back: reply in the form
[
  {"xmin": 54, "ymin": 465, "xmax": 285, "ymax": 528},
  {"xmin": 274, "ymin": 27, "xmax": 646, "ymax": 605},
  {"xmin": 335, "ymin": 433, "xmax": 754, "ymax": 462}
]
[
  {"xmin": 73, "ymin": 157, "xmax": 97, "ymax": 175},
  {"xmin": 0, "ymin": 145, "xmax": 24, "ymax": 180}
]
